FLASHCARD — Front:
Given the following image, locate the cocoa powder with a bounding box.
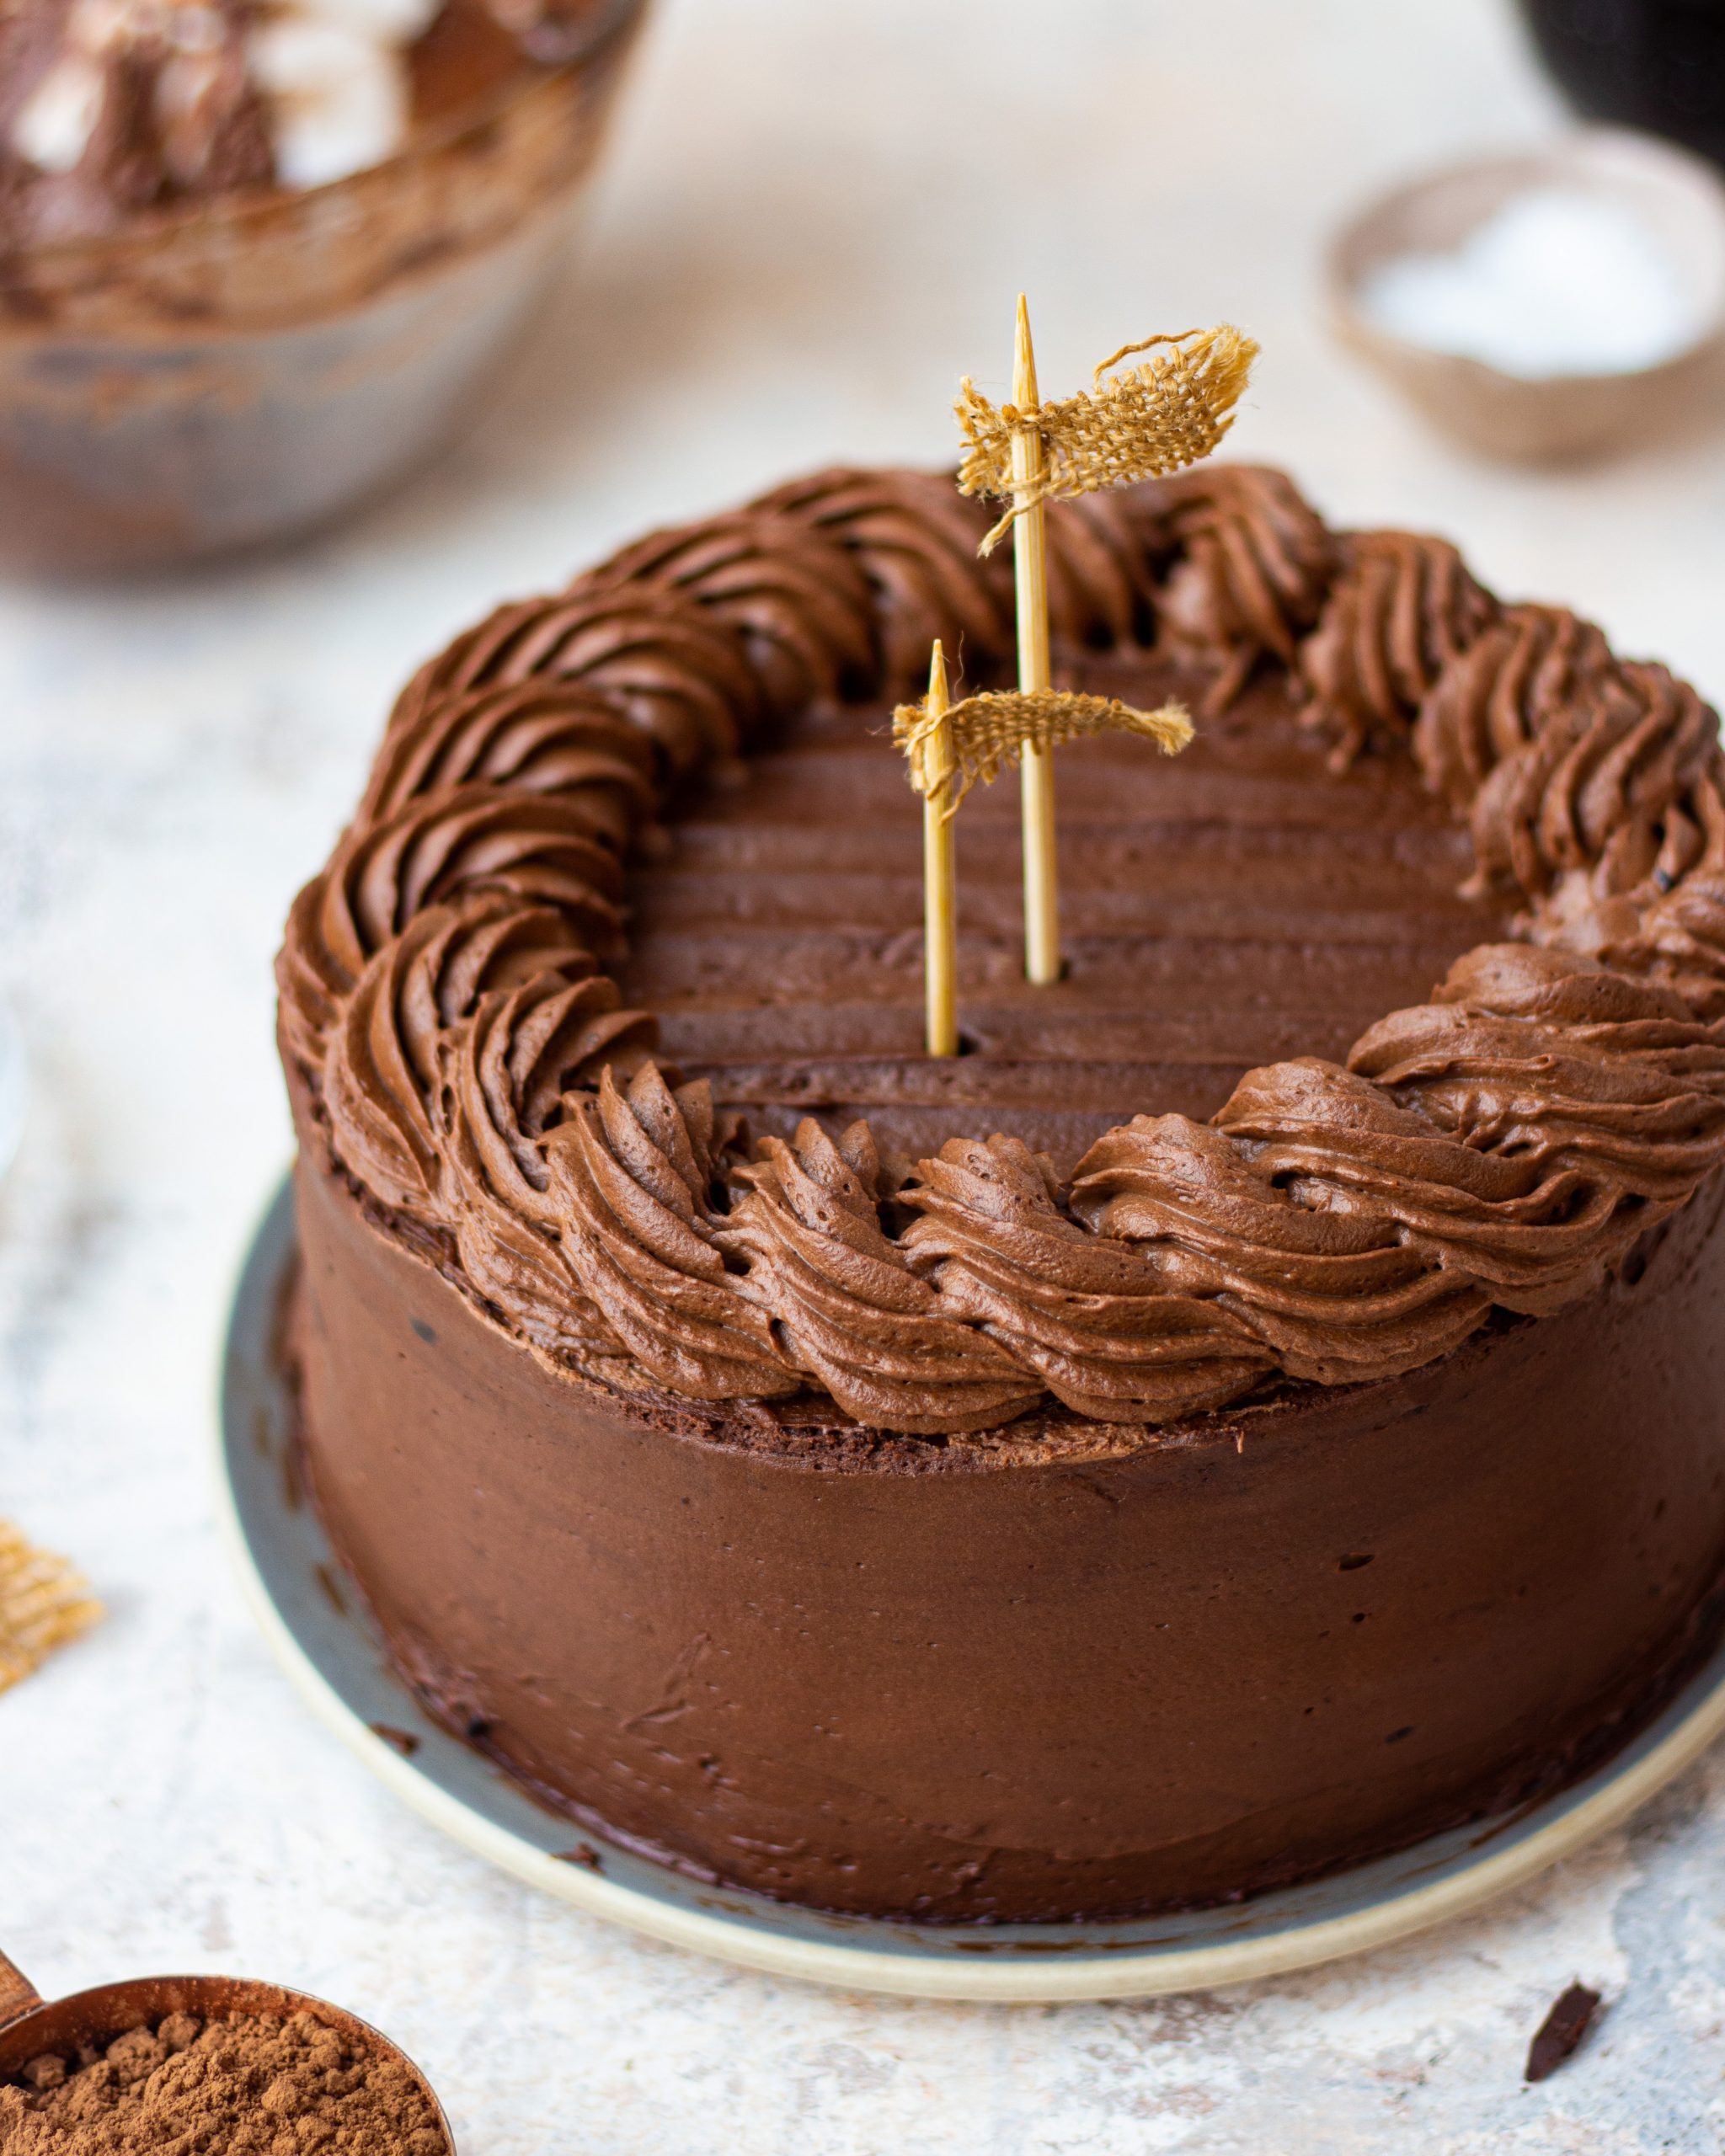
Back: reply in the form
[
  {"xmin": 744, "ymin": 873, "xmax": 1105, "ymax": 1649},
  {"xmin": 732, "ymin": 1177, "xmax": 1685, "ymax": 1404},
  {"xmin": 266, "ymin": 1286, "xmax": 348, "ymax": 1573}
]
[{"xmin": 0, "ymin": 2008, "xmax": 445, "ymax": 2154}]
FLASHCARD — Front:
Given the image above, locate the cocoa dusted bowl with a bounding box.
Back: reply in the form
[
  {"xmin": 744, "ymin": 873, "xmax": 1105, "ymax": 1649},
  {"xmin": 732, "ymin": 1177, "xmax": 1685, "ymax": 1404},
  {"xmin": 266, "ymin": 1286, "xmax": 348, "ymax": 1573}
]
[{"xmin": 0, "ymin": 0, "xmax": 648, "ymax": 576}]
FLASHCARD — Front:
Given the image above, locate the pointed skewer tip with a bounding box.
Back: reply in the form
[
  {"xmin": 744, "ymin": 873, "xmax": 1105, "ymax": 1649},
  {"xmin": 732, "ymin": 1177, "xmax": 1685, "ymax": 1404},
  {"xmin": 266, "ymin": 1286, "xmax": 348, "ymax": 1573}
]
[{"xmin": 1013, "ymin": 294, "xmax": 1037, "ymax": 407}]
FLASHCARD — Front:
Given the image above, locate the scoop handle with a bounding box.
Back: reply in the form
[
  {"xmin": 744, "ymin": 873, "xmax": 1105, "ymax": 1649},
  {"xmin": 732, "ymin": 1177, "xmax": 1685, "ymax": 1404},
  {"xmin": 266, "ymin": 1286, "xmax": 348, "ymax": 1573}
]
[{"xmin": 0, "ymin": 1951, "xmax": 42, "ymax": 2031}]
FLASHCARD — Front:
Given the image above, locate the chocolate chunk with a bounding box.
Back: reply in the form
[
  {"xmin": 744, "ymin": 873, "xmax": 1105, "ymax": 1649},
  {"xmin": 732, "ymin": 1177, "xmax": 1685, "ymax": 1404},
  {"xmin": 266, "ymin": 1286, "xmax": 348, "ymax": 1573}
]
[{"xmin": 1525, "ymin": 1983, "xmax": 1602, "ymax": 2081}]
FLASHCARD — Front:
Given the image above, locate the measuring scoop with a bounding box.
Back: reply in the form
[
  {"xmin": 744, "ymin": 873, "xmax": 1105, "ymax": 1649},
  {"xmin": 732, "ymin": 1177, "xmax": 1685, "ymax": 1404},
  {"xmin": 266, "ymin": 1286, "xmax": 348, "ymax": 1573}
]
[{"xmin": 0, "ymin": 1946, "xmax": 453, "ymax": 2149}]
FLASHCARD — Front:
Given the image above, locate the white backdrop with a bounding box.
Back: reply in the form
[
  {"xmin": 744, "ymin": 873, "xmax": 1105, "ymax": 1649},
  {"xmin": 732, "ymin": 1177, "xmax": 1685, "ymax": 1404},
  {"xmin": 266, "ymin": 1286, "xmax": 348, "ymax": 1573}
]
[{"xmin": 5, "ymin": 3, "xmax": 1725, "ymax": 2149}]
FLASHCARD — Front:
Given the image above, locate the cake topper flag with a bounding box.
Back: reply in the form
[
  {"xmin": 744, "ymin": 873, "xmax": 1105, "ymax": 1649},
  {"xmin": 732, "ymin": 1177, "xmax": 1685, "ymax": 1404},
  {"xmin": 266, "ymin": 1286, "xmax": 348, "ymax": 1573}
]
[
  {"xmin": 952, "ymin": 299, "xmax": 1257, "ymax": 985},
  {"xmin": 895, "ymin": 664, "xmax": 1193, "ymax": 1056}
]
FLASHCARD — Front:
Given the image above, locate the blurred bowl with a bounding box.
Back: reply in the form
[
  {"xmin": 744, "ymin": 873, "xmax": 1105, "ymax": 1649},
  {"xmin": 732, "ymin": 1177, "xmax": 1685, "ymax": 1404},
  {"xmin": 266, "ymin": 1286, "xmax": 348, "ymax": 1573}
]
[
  {"xmin": 1328, "ymin": 127, "xmax": 1725, "ymax": 462},
  {"xmin": 0, "ymin": 0, "xmax": 648, "ymax": 575}
]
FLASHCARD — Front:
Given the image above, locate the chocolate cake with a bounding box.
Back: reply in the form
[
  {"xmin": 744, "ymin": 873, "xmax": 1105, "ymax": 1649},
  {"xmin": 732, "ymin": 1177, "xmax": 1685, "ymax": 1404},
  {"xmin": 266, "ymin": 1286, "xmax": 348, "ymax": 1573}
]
[{"xmin": 278, "ymin": 462, "xmax": 1725, "ymax": 1922}]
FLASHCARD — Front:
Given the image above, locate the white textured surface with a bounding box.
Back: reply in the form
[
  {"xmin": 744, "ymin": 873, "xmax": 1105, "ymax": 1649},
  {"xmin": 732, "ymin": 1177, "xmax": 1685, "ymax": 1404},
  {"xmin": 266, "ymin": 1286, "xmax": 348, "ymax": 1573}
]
[{"xmin": 7, "ymin": 3, "xmax": 1725, "ymax": 2148}]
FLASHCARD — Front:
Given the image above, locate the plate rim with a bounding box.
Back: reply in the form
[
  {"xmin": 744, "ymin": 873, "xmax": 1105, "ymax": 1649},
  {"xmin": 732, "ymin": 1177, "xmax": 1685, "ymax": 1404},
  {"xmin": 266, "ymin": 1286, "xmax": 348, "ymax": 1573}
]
[{"xmin": 216, "ymin": 1173, "xmax": 1725, "ymax": 2003}]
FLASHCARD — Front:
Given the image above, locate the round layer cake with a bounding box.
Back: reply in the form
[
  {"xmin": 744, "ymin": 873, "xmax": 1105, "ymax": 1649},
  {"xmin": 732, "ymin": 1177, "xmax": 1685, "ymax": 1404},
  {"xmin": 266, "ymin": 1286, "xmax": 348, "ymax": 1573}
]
[{"xmin": 278, "ymin": 463, "xmax": 1725, "ymax": 1922}]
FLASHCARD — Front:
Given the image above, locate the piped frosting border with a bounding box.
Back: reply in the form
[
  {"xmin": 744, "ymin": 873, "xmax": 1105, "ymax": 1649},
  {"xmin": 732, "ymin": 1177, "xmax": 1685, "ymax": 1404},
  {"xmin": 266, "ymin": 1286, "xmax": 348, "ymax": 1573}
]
[{"xmin": 278, "ymin": 464, "xmax": 1725, "ymax": 1434}]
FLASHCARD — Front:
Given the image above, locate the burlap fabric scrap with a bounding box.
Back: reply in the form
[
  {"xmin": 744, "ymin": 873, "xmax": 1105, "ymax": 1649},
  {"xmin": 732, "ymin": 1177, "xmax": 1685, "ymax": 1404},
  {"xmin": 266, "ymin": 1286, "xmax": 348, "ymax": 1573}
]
[
  {"xmin": 895, "ymin": 686, "xmax": 1193, "ymax": 818},
  {"xmin": 955, "ymin": 325, "xmax": 1258, "ymax": 550},
  {"xmin": 0, "ymin": 1518, "xmax": 101, "ymax": 1694}
]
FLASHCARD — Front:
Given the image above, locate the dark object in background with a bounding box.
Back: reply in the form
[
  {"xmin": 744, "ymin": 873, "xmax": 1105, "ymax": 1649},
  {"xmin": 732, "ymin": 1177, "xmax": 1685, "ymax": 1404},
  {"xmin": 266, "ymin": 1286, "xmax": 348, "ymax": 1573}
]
[
  {"xmin": 1520, "ymin": 2, "xmax": 1725, "ymax": 167},
  {"xmin": 1525, "ymin": 1983, "xmax": 1604, "ymax": 2081}
]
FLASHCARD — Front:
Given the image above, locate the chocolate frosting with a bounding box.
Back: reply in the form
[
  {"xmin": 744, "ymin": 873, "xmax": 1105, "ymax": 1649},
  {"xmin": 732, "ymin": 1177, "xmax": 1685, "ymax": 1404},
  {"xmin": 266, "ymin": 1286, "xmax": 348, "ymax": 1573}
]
[
  {"xmin": 286, "ymin": 1139, "xmax": 1725, "ymax": 1919},
  {"xmin": 278, "ymin": 462, "xmax": 1725, "ymax": 1438}
]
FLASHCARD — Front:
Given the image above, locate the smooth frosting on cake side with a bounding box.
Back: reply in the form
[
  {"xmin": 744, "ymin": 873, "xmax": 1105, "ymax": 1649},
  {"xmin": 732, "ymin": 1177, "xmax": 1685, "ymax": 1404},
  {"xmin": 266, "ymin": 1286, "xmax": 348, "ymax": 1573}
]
[
  {"xmin": 277, "ymin": 460, "xmax": 1725, "ymax": 1919},
  {"xmin": 287, "ymin": 1138, "xmax": 1725, "ymax": 1920}
]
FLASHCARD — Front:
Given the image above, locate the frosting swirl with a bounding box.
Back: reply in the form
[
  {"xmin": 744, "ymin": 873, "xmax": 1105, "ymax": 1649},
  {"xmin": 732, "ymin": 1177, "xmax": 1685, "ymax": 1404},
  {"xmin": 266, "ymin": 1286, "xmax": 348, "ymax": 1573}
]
[
  {"xmin": 542, "ymin": 1064, "xmax": 798, "ymax": 1400},
  {"xmin": 902, "ymin": 1134, "xmax": 1278, "ymax": 1420},
  {"xmin": 1147, "ymin": 465, "xmax": 1336, "ymax": 709},
  {"xmin": 280, "ymin": 462, "xmax": 1725, "ymax": 1436},
  {"xmin": 1300, "ymin": 531, "xmax": 1496, "ymax": 769},
  {"xmin": 719, "ymin": 1120, "xmax": 1040, "ymax": 1433}
]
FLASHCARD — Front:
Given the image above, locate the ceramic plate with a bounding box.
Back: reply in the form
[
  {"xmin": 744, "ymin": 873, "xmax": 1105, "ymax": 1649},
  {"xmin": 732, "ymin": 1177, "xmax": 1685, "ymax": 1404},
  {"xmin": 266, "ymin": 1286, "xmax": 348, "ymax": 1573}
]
[{"xmin": 217, "ymin": 1177, "xmax": 1725, "ymax": 2002}]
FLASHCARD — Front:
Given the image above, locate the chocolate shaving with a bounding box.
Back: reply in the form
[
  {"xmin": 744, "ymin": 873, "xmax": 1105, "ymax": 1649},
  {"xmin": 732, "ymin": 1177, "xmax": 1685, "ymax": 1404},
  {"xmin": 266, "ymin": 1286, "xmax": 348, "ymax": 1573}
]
[{"xmin": 1525, "ymin": 1983, "xmax": 1602, "ymax": 2082}]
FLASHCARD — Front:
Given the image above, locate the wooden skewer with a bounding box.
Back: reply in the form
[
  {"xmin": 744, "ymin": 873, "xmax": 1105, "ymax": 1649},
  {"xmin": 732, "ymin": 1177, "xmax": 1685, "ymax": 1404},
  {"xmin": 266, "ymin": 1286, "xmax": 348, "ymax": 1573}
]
[
  {"xmin": 921, "ymin": 640, "xmax": 959, "ymax": 1058},
  {"xmin": 1012, "ymin": 294, "xmax": 1060, "ymax": 986}
]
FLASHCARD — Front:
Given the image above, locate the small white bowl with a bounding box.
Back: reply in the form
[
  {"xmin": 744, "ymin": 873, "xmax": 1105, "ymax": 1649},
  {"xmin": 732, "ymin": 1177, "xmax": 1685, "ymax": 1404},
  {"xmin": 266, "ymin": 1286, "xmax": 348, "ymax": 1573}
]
[{"xmin": 1329, "ymin": 128, "xmax": 1725, "ymax": 462}]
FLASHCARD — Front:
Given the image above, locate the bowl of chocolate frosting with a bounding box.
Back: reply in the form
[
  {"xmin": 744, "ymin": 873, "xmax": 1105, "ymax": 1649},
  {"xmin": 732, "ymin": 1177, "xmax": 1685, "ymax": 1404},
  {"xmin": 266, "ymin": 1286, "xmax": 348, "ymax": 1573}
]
[{"xmin": 0, "ymin": 0, "xmax": 649, "ymax": 574}]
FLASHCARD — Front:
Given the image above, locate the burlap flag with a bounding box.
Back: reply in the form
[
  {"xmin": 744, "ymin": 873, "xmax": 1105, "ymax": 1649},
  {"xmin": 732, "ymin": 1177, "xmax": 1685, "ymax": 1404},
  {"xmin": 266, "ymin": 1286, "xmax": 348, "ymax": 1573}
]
[
  {"xmin": 895, "ymin": 686, "xmax": 1192, "ymax": 820},
  {"xmin": 956, "ymin": 324, "xmax": 1258, "ymax": 550}
]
